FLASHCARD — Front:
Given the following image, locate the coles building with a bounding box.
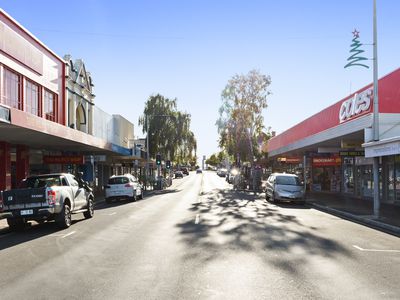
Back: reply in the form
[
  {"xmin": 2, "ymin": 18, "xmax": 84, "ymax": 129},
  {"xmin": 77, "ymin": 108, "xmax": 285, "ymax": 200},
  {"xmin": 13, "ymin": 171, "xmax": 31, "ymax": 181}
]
[
  {"xmin": 0, "ymin": 9, "xmax": 142, "ymax": 192},
  {"xmin": 267, "ymin": 68, "xmax": 400, "ymax": 207}
]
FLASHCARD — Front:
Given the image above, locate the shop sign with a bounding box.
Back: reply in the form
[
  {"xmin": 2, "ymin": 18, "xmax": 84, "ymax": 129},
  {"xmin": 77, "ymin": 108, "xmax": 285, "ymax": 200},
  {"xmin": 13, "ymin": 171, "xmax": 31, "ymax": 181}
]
[
  {"xmin": 43, "ymin": 155, "xmax": 85, "ymax": 164},
  {"xmin": 277, "ymin": 157, "xmax": 301, "ymax": 164},
  {"xmin": 341, "ymin": 140, "xmax": 362, "ymax": 149},
  {"xmin": 312, "ymin": 157, "xmax": 341, "ymax": 167},
  {"xmin": 339, "ymin": 88, "xmax": 372, "ymax": 123},
  {"xmin": 364, "ymin": 141, "xmax": 400, "ymax": 158},
  {"xmin": 339, "ymin": 150, "xmax": 365, "ymax": 157}
]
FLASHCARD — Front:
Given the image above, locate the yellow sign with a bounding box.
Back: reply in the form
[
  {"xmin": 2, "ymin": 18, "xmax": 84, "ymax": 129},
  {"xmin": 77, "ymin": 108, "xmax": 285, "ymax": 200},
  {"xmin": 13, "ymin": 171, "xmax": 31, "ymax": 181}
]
[{"xmin": 341, "ymin": 140, "xmax": 362, "ymax": 149}]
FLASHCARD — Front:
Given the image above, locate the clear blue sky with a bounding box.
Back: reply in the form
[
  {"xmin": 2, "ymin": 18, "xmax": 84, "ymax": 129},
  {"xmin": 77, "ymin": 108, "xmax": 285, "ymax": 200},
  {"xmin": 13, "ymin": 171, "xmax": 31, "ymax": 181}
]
[{"xmin": 1, "ymin": 0, "xmax": 400, "ymax": 161}]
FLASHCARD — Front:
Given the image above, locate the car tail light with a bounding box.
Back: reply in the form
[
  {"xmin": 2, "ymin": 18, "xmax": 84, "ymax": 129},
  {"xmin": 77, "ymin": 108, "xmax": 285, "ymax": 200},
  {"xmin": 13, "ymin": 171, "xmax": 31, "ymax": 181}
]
[
  {"xmin": 47, "ymin": 189, "xmax": 57, "ymax": 205},
  {"xmin": 125, "ymin": 183, "xmax": 132, "ymax": 187}
]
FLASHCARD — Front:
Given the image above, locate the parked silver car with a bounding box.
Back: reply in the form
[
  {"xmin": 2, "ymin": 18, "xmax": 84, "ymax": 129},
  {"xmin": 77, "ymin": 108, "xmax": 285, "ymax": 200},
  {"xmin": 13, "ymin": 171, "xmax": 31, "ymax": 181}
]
[{"xmin": 265, "ymin": 173, "xmax": 305, "ymax": 204}]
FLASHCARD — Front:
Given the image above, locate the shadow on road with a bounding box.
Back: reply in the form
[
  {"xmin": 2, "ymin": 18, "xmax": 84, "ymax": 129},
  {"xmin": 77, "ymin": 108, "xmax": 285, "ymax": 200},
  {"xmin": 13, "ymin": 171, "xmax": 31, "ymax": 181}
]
[
  {"xmin": 176, "ymin": 188, "xmax": 354, "ymax": 274},
  {"xmin": 0, "ymin": 217, "xmax": 86, "ymax": 251}
]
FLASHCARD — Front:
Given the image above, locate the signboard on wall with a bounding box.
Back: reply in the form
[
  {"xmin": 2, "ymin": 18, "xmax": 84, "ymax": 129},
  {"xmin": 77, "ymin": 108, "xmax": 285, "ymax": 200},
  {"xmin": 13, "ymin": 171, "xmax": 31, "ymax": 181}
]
[
  {"xmin": 43, "ymin": 155, "xmax": 84, "ymax": 164},
  {"xmin": 339, "ymin": 150, "xmax": 365, "ymax": 157},
  {"xmin": 312, "ymin": 157, "xmax": 341, "ymax": 167},
  {"xmin": 277, "ymin": 157, "xmax": 301, "ymax": 164}
]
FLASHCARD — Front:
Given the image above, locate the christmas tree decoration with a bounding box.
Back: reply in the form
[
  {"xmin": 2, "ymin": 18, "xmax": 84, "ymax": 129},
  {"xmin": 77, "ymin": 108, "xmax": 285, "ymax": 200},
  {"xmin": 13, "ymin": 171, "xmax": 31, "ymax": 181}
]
[{"xmin": 344, "ymin": 29, "xmax": 369, "ymax": 69}]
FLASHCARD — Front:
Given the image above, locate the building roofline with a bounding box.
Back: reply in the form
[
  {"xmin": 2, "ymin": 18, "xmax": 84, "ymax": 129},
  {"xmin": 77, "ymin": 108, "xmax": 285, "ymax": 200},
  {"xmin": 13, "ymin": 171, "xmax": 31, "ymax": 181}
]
[{"xmin": 0, "ymin": 8, "xmax": 65, "ymax": 63}]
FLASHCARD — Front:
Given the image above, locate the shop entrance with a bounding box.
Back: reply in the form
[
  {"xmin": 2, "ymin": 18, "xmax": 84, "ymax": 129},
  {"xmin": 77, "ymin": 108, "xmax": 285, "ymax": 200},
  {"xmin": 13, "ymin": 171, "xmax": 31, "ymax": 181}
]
[{"xmin": 386, "ymin": 155, "xmax": 400, "ymax": 204}]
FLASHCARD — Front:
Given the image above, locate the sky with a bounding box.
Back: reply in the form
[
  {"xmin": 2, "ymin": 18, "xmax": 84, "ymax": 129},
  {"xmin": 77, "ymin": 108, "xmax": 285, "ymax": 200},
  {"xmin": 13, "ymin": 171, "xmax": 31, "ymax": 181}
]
[{"xmin": 1, "ymin": 0, "xmax": 400, "ymax": 162}]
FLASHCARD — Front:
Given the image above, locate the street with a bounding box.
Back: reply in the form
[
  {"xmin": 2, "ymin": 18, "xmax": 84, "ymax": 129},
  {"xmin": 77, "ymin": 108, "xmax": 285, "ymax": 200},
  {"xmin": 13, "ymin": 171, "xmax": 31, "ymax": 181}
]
[{"xmin": 0, "ymin": 171, "xmax": 399, "ymax": 299}]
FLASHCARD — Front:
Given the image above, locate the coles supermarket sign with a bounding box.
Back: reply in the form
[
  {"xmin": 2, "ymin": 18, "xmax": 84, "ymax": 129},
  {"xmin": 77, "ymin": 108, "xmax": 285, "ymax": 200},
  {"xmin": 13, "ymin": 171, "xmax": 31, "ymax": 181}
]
[{"xmin": 339, "ymin": 88, "xmax": 373, "ymax": 123}]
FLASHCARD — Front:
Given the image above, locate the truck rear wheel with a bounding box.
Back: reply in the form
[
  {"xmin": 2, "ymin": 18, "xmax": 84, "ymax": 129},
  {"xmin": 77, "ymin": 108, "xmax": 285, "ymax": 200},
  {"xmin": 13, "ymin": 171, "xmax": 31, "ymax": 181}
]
[
  {"xmin": 56, "ymin": 203, "xmax": 72, "ymax": 229},
  {"xmin": 7, "ymin": 218, "xmax": 25, "ymax": 231}
]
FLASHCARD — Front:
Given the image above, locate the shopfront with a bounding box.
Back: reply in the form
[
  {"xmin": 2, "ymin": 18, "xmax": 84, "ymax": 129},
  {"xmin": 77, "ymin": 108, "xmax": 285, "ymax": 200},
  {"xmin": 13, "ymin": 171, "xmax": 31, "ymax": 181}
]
[{"xmin": 267, "ymin": 67, "xmax": 400, "ymax": 205}]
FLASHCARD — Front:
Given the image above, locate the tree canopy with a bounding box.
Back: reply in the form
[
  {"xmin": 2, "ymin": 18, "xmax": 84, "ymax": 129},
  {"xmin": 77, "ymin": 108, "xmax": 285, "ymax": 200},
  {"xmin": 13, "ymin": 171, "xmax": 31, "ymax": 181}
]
[
  {"xmin": 139, "ymin": 94, "xmax": 197, "ymax": 166},
  {"xmin": 216, "ymin": 69, "xmax": 272, "ymax": 164}
]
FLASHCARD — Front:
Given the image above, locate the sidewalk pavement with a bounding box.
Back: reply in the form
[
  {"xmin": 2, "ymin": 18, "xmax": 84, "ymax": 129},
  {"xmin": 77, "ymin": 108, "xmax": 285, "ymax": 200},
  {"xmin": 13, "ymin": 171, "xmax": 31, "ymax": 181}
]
[{"xmin": 306, "ymin": 192, "xmax": 400, "ymax": 237}]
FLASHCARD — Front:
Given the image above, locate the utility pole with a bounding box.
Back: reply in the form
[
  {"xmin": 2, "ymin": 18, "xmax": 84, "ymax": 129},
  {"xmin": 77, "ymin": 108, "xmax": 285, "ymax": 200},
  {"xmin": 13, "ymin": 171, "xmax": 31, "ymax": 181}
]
[
  {"xmin": 372, "ymin": 0, "xmax": 380, "ymax": 217},
  {"xmin": 146, "ymin": 115, "xmax": 150, "ymax": 189}
]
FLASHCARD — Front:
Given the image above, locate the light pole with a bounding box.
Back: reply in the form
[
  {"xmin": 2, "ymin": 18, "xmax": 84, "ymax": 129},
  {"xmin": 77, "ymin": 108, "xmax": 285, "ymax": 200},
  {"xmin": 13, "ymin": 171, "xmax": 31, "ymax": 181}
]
[
  {"xmin": 146, "ymin": 114, "xmax": 150, "ymax": 189},
  {"xmin": 372, "ymin": 0, "xmax": 380, "ymax": 216}
]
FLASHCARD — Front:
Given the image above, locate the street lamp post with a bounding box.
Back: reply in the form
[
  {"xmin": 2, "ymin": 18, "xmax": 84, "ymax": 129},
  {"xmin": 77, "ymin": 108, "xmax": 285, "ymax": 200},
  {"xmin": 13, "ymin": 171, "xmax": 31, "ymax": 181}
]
[
  {"xmin": 146, "ymin": 115, "xmax": 150, "ymax": 189},
  {"xmin": 372, "ymin": 0, "xmax": 380, "ymax": 216}
]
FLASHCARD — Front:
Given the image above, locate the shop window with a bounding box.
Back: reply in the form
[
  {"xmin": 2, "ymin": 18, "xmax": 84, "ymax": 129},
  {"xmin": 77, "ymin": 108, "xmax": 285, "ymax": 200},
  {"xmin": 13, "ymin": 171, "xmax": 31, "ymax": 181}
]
[
  {"xmin": 2, "ymin": 68, "xmax": 21, "ymax": 109},
  {"xmin": 25, "ymin": 80, "xmax": 40, "ymax": 116},
  {"xmin": 44, "ymin": 89, "xmax": 57, "ymax": 122}
]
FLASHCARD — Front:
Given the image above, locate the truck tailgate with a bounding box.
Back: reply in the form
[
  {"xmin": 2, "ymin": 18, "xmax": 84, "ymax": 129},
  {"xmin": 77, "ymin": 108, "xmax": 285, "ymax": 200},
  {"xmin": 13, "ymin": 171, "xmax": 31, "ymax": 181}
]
[{"xmin": 3, "ymin": 188, "xmax": 47, "ymax": 208}]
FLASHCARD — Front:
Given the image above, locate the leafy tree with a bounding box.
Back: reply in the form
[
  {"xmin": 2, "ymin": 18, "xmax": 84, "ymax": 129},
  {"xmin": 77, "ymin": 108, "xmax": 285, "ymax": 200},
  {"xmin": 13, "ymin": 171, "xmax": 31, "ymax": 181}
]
[
  {"xmin": 216, "ymin": 69, "xmax": 271, "ymax": 164},
  {"xmin": 139, "ymin": 94, "xmax": 197, "ymax": 165}
]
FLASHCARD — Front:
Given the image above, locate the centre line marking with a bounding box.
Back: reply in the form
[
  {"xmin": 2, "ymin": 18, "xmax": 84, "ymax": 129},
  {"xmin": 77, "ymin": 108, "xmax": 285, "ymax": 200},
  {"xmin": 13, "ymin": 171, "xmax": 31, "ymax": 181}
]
[
  {"xmin": 195, "ymin": 214, "xmax": 200, "ymax": 224},
  {"xmin": 353, "ymin": 245, "xmax": 400, "ymax": 253},
  {"xmin": 62, "ymin": 231, "xmax": 76, "ymax": 239}
]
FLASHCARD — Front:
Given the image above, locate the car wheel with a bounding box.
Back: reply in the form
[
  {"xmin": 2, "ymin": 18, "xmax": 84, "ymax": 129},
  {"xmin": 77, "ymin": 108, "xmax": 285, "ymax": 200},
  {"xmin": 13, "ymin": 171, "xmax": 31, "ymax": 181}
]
[
  {"xmin": 138, "ymin": 189, "xmax": 144, "ymax": 200},
  {"xmin": 56, "ymin": 203, "xmax": 72, "ymax": 229},
  {"xmin": 272, "ymin": 192, "xmax": 278, "ymax": 203},
  {"xmin": 84, "ymin": 197, "xmax": 94, "ymax": 219},
  {"xmin": 130, "ymin": 191, "xmax": 137, "ymax": 202},
  {"xmin": 7, "ymin": 217, "xmax": 26, "ymax": 231}
]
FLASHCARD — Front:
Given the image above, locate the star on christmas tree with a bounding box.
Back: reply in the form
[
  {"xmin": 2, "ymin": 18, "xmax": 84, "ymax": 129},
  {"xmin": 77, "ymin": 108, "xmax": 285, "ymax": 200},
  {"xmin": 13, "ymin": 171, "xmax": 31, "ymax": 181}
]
[{"xmin": 344, "ymin": 29, "xmax": 369, "ymax": 69}]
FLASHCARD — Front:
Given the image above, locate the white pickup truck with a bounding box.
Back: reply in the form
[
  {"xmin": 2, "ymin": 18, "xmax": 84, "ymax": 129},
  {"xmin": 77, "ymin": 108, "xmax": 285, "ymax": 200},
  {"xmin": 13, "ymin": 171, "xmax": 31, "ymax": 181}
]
[{"xmin": 0, "ymin": 173, "xmax": 94, "ymax": 230}]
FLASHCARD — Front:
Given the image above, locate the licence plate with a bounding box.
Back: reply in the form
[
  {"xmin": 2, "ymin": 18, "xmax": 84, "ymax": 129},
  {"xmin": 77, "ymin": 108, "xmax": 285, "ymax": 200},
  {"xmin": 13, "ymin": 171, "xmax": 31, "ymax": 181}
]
[{"xmin": 20, "ymin": 209, "xmax": 33, "ymax": 216}]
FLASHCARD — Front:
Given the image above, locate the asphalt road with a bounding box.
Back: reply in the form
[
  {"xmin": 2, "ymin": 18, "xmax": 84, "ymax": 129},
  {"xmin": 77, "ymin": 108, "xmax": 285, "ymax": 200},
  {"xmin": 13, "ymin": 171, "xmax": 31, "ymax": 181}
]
[{"xmin": 0, "ymin": 171, "xmax": 399, "ymax": 299}]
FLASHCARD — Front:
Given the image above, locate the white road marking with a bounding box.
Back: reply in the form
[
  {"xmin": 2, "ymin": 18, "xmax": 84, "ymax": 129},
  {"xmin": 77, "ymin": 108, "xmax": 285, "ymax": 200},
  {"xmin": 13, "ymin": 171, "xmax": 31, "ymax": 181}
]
[
  {"xmin": 108, "ymin": 212, "xmax": 117, "ymax": 216},
  {"xmin": 195, "ymin": 214, "xmax": 200, "ymax": 224},
  {"xmin": 353, "ymin": 245, "xmax": 400, "ymax": 253},
  {"xmin": 61, "ymin": 231, "xmax": 76, "ymax": 239}
]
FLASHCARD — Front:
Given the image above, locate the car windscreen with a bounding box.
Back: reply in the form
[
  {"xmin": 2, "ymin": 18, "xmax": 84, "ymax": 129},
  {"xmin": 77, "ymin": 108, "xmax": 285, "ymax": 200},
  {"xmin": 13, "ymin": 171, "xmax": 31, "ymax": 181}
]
[
  {"xmin": 108, "ymin": 177, "xmax": 129, "ymax": 185},
  {"xmin": 275, "ymin": 176, "xmax": 301, "ymax": 186},
  {"xmin": 20, "ymin": 176, "xmax": 62, "ymax": 188}
]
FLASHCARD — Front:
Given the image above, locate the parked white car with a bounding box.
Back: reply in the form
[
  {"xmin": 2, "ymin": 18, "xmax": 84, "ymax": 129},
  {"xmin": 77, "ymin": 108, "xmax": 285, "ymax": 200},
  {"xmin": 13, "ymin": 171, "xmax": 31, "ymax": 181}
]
[{"xmin": 105, "ymin": 174, "xmax": 143, "ymax": 203}]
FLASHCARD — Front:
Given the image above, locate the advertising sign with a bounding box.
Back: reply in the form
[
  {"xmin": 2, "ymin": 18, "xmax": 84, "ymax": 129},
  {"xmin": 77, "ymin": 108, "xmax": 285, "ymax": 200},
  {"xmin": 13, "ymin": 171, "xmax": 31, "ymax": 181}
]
[
  {"xmin": 312, "ymin": 157, "xmax": 341, "ymax": 167},
  {"xmin": 43, "ymin": 155, "xmax": 84, "ymax": 164}
]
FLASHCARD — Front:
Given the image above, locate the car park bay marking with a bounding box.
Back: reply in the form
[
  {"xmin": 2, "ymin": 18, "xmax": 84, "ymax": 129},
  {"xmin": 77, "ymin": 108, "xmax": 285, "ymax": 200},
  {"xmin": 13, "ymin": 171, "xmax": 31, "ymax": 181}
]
[
  {"xmin": 353, "ymin": 245, "xmax": 400, "ymax": 253},
  {"xmin": 61, "ymin": 231, "xmax": 76, "ymax": 239},
  {"xmin": 195, "ymin": 214, "xmax": 200, "ymax": 224}
]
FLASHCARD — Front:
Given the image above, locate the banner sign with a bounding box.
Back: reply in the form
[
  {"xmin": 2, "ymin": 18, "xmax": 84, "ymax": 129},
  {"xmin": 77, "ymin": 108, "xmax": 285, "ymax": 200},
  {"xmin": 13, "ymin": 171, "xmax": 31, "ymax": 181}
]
[
  {"xmin": 312, "ymin": 157, "xmax": 341, "ymax": 167},
  {"xmin": 43, "ymin": 155, "xmax": 84, "ymax": 164}
]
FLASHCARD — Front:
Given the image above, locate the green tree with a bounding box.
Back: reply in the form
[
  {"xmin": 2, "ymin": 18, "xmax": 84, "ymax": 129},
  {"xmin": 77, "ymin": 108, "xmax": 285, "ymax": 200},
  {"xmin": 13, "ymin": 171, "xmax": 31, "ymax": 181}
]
[
  {"xmin": 139, "ymin": 94, "xmax": 197, "ymax": 165},
  {"xmin": 216, "ymin": 69, "xmax": 271, "ymax": 164}
]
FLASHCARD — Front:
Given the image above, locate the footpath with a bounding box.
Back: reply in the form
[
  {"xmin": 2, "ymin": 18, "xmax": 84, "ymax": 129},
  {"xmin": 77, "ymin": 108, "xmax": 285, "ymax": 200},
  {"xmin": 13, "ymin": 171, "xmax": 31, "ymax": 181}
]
[
  {"xmin": 307, "ymin": 192, "xmax": 400, "ymax": 237},
  {"xmin": 1, "ymin": 189, "xmax": 399, "ymax": 237}
]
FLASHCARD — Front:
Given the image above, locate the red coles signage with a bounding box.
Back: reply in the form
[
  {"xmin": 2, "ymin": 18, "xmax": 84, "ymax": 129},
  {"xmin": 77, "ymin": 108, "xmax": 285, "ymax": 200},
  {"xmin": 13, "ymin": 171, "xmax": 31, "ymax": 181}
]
[
  {"xmin": 43, "ymin": 156, "xmax": 84, "ymax": 164},
  {"xmin": 312, "ymin": 157, "xmax": 341, "ymax": 167}
]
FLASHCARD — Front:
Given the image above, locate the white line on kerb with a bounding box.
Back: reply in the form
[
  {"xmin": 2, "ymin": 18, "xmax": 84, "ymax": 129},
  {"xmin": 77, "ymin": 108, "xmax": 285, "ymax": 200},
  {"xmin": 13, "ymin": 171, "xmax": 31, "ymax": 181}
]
[
  {"xmin": 195, "ymin": 214, "xmax": 200, "ymax": 224},
  {"xmin": 353, "ymin": 245, "xmax": 400, "ymax": 253},
  {"xmin": 62, "ymin": 231, "xmax": 76, "ymax": 239}
]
